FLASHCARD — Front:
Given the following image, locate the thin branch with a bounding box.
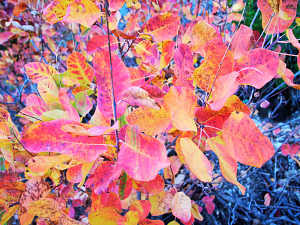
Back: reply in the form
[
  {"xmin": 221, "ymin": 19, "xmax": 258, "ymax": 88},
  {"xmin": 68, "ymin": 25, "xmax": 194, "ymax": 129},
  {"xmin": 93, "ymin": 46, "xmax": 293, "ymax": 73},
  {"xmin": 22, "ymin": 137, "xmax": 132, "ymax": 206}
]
[{"xmin": 105, "ymin": 0, "xmax": 120, "ymax": 153}]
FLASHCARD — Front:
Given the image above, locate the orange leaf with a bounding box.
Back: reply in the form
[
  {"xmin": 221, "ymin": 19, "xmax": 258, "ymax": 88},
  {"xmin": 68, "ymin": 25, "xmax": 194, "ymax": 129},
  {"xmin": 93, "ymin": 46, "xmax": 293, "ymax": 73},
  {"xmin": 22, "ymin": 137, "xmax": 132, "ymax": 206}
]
[
  {"xmin": 93, "ymin": 49, "xmax": 131, "ymax": 118},
  {"xmin": 91, "ymin": 191, "xmax": 122, "ymax": 212},
  {"xmin": 19, "ymin": 177, "xmax": 50, "ymax": 220},
  {"xmin": 222, "ymin": 111, "xmax": 275, "ymax": 167},
  {"xmin": 20, "ymin": 119, "xmax": 107, "ymax": 162},
  {"xmin": 278, "ymin": 60, "xmax": 300, "ymax": 90},
  {"xmin": 189, "ymin": 20, "xmax": 217, "ymax": 54},
  {"xmin": 208, "ymin": 136, "xmax": 246, "ymax": 194},
  {"xmin": 180, "ymin": 138, "xmax": 213, "ymax": 182},
  {"xmin": 160, "ymin": 40, "xmax": 175, "ymax": 69},
  {"xmin": 89, "ymin": 207, "xmax": 122, "ymax": 225},
  {"xmin": 127, "ymin": 106, "xmax": 171, "ymax": 136},
  {"xmin": 135, "ymin": 40, "xmax": 159, "ymax": 65},
  {"xmin": 224, "ymin": 95, "xmax": 250, "ymax": 115},
  {"xmin": 117, "ymin": 210, "xmax": 140, "ymax": 225},
  {"xmin": 149, "ymin": 190, "xmax": 173, "ymax": 216},
  {"xmin": 129, "ymin": 200, "xmax": 151, "ymax": 221},
  {"xmin": 66, "ymin": 51, "xmax": 95, "ymax": 94},
  {"xmin": 209, "ymin": 72, "xmax": 240, "ymax": 111},
  {"xmin": 28, "ymin": 154, "xmax": 71, "ymax": 173},
  {"xmin": 193, "ymin": 38, "xmax": 234, "ymax": 93},
  {"xmin": 118, "ymin": 125, "xmax": 170, "ymax": 181},
  {"xmin": 27, "ymin": 198, "xmax": 61, "ymax": 221},
  {"xmin": 234, "ymin": 49, "xmax": 279, "ymax": 89},
  {"xmin": 171, "ymin": 192, "xmax": 191, "ymax": 223},
  {"xmin": 163, "ymin": 86, "xmax": 197, "ymax": 132},
  {"xmin": 139, "ymin": 219, "xmax": 164, "ymax": 225},
  {"xmin": 143, "ymin": 13, "xmax": 180, "ymax": 43}
]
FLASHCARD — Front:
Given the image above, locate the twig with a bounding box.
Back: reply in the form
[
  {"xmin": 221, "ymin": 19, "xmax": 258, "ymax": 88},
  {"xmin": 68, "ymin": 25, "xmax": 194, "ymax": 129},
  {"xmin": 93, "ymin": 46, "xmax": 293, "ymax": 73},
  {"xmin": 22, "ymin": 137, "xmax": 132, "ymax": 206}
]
[{"xmin": 105, "ymin": 0, "xmax": 120, "ymax": 153}]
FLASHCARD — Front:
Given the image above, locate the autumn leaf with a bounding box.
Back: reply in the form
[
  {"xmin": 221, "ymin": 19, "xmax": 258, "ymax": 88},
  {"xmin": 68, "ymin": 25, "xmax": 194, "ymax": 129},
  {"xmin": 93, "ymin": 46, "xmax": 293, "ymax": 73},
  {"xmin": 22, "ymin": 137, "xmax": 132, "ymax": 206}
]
[
  {"xmin": 27, "ymin": 198, "xmax": 61, "ymax": 221},
  {"xmin": 93, "ymin": 49, "xmax": 131, "ymax": 118},
  {"xmin": 127, "ymin": 106, "xmax": 171, "ymax": 136},
  {"xmin": 257, "ymin": 0, "xmax": 298, "ymax": 34},
  {"xmin": 85, "ymin": 161, "xmax": 122, "ymax": 194},
  {"xmin": 160, "ymin": 40, "xmax": 175, "ymax": 69},
  {"xmin": 180, "ymin": 138, "xmax": 213, "ymax": 182},
  {"xmin": 87, "ymin": 35, "xmax": 119, "ymax": 54},
  {"xmin": 20, "ymin": 119, "xmax": 107, "ymax": 162},
  {"xmin": 222, "ymin": 111, "xmax": 275, "ymax": 167},
  {"xmin": 163, "ymin": 86, "xmax": 197, "ymax": 132},
  {"xmin": 143, "ymin": 13, "xmax": 180, "ymax": 43},
  {"xmin": 135, "ymin": 40, "xmax": 160, "ymax": 65},
  {"xmin": 209, "ymin": 71, "xmax": 240, "ymax": 111},
  {"xmin": 171, "ymin": 192, "xmax": 191, "ymax": 223},
  {"xmin": 230, "ymin": 25, "xmax": 253, "ymax": 59},
  {"xmin": 19, "ymin": 177, "xmax": 50, "ymax": 222},
  {"xmin": 89, "ymin": 207, "xmax": 122, "ymax": 225},
  {"xmin": 193, "ymin": 38, "xmax": 234, "ymax": 93},
  {"xmin": 234, "ymin": 49, "xmax": 279, "ymax": 88},
  {"xmin": 174, "ymin": 44, "xmax": 194, "ymax": 89},
  {"xmin": 118, "ymin": 125, "xmax": 170, "ymax": 181},
  {"xmin": 28, "ymin": 154, "xmax": 71, "ymax": 173},
  {"xmin": 62, "ymin": 0, "xmax": 103, "ymax": 27},
  {"xmin": 189, "ymin": 20, "xmax": 217, "ymax": 54},
  {"xmin": 149, "ymin": 190, "xmax": 173, "ymax": 216},
  {"xmin": 25, "ymin": 62, "xmax": 58, "ymax": 83},
  {"xmin": 129, "ymin": 200, "xmax": 151, "ymax": 221},
  {"xmin": 278, "ymin": 59, "xmax": 300, "ymax": 90},
  {"xmin": 122, "ymin": 86, "xmax": 160, "ymax": 110},
  {"xmin": 208, "ymin": 135, "xmax": 246, "ymax": 194}
]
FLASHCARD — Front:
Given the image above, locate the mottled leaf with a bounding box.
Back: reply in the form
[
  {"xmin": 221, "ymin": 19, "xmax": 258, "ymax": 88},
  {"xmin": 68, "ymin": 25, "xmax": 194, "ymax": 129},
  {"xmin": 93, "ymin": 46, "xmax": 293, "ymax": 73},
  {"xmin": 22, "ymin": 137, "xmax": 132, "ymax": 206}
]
[
  {"xmin": 93, "ymin": 49, "xmax": 131, "ymax": 118},
  {"xmin": 234, "ymin": 49, "xmax": 279, "ymax": 88},
  {"xmin": 171, "ymin": 192, "xmax": 191, "ymax": 223},
  {"xmin": 143, "ymin": 13, "xmax": 180, "ymax": 43},
  {"xmin": 223, "ymin": 111, "xmax": 275, "ymax": 167},
  {"xmin": 20, "ymin": 119, "xmax": 107, "ymax": 162},
  {"xmin": 118, "ymin": 125, "xmax": 170, "ymax": 181}
]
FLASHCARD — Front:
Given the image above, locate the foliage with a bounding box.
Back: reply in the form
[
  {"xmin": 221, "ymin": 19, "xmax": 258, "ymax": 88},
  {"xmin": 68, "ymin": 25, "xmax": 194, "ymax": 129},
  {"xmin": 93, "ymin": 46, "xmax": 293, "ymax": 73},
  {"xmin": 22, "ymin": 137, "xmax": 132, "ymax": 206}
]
[{"xmin": 0, "ymin": 0, "xmax": 299, "ymax": 224}]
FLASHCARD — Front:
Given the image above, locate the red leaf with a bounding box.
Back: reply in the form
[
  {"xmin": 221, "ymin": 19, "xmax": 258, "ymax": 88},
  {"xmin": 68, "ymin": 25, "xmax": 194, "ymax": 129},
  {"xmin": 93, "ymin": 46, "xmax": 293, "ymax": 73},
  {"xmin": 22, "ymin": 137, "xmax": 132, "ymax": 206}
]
[
  {"xmin": 234, "ymin": 49, "xmax": 279, "ymax": 89},
  {"xmin": 20, "ymin": 119, "xmax": 107, "ymax": 162},
  {"xmin": 118, "ymin": 125, "xmax": 170, "ymax": 181},
  {"xmin": 143, "ymin": 13, "xmax": 180, "ymax": 43},
  {"xmin": 86, "ymin": 161, "xmax": 122, "ymax": 194},
  {"xmin": 93, "ymin": 49, "xmax": 131, "ymax": 118},
  {"xmin": 230, "ymin": 25, "xmax": 253, "ymax": 59},
  {"xmin": 202, "ymin": 196, "xmax": 215, "ymax": 214},
  {"xmin": 129, "ymin": 200, "xmax": 151, "ymax": 221},
  {"xmin": 87, "ymin": 35, "xmax": 119, "ymax": 54},
  {"xmin": 174, "ymin": 44, "xmax": 194, "ymax": 89}
]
